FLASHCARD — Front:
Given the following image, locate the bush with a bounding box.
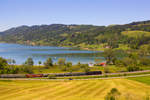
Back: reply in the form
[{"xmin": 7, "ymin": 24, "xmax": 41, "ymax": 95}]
[
  {"xmin": 104, "ymin": 67, "xmax": 111, "ymax": 73},
  {"xmin": 127, "ymin": 66, "xmax": 140, "ymax": 72},
  {"xmin": 5, "ymin": 66, "xmax": 19, "ymax": 74},
  {"xmin": 105, "ymin": 88, "xmax": 121, "ymax": 100}
]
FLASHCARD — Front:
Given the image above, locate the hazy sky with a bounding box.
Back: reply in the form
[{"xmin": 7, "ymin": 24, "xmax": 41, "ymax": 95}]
[{"xmin": 0, "ymin": 0, "xmax": 150, "ymax": 31}]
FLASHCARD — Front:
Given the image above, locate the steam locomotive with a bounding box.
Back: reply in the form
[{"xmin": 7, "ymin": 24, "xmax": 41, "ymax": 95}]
[{"xmin": 0, "ymin": 71, "xmax": 102, "ymax": 78}]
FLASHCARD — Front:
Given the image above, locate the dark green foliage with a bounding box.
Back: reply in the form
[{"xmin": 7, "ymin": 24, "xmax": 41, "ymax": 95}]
[
  {"xmin": 21, "ymin": 65, "xmax": 34, "ymax": 74},
  {"xmin": 115, "ymin": 52, "xmax": 141, "ymax": 72},
  {"xmin": 103, "ymin": 49, "xmax": 117, "ymax": 64},
  {"xmin": 66, "ymin": 62, "xmax": 73, "ymax": 72},
  {"xmin": 81, "ymin": 64, "xmax": 90, "ymax": 72},
  {"xmin": 66, "ymin": 62, "xmax": 72, "ymax": 68},
  {"xmin": 25, "ymin": 58, "xmax": 34, "ymax": 66},
  {"xmin": 0, "ymin": 57, "xmax": 19, "ymax": 74},
  {"xmin": 0, "ymin": 57, "xmax": 8, "ymax": 70},
  {"xmin": 6, "ymin": 59, "xmax": 16, "ymax": 65},
  {"xmin": 12, "ymin": 59, "xmax": 16, "ymax": 65},
  {"xmin": 38, "ymin": 61, "xmax": 42, "ymax": 66},
  {"xmin": 3, "ymin": 66, "xmax": 19, "ymax": 74},
  {"xmin": 44, "ymin": 58, "xmax": 53, "ymax": 68},
  {"xmin": 104, "ymin": 67, "xmax": 111, "ymax": 73},
  {"xmin": 127, "ymin": 66, "xmax": 140, "ymax": 72},
  {"xmin": 1, "ymin": 20, "xmax": 150, "ymax": 49},
  {"xmin": 77, "ymin": 62, "xmax": 81, "ymax": 66},
  {"xmin": 105, "ymin": 88, "xmax": 121, "ymax": 100}
]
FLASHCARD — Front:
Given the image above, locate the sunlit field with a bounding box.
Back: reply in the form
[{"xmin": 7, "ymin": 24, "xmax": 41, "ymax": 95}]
[{"xmin": 0, "ymin": 78, "xmax": 150, "ymax": 100}]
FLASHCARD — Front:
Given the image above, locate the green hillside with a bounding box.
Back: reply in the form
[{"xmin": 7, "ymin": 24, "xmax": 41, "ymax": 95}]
[
  {"xmin": 0, "ymin": 20, "xmax": 150, "ymax": 49},
  {"xmin": 122, "ymin": 31, "xmax": 150, "ymax": 38}
]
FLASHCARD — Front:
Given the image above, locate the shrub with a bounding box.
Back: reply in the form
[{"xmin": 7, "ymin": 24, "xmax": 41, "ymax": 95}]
[
  {"xmin": 105, "ymin": 88, "xmax": 121, "ymax": 100},
  {"xmin": 5, "ymin": 66, "xmax": 19, "ymax": 74},
  {"xmin": 127, "ymin": 66, "xmax": 140, "ymax": 72},
  {"xmin": 104, "ymin": 67, "xmax": 111, "ymax": 73}
]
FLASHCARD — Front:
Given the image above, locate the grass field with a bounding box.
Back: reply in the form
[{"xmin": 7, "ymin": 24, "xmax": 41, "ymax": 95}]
[
  {"xmin": 121, "ymin": 30, "xmax": 150, "ymax": 38},
  {"xmin": 0, "ymin": 78, "xmax": 150, "ymax": 100},
  {"xmin": 128, "ymin": 76, "xmax": 150, "ymax": 85}
]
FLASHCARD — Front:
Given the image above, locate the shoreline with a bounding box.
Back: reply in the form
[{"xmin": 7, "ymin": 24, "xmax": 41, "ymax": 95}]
[{"xmin": 0, "ymin": 42, "xmax": 104, "ymax": 51}]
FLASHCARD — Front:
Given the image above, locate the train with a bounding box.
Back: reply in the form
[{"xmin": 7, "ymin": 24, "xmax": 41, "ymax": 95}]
[{"xmin": 0, "ymin": 71, "xmax": 102, "ymax": 78}]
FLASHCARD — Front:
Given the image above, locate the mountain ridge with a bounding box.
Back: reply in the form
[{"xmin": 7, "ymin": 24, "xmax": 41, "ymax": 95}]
[{"xmin": 0, "ymin": 20, "xmax": 150, "ymax": 49}]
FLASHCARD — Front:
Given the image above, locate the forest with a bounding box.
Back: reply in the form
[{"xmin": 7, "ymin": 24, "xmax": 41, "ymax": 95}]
[{"xmin": 0, "ymin": 20, "xmax": 150, "ymax": 50}]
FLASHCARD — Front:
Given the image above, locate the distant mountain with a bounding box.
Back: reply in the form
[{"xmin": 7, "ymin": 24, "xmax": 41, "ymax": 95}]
[
  {"xmin": 128, "ymin": 20, "xmax": 150, "ymax": 25},
  {"xmin": 0, "ymin": 20, "xmax": 150, "ymax": 49}
]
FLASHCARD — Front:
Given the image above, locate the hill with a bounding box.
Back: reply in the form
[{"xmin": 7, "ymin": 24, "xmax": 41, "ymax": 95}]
[
  {"xmin": 121, "ymin": 31, "xmax": 150, "ymax": 38},
  {"xmin": 0, "ymin": 20, "xmax": 150, "ymax": 49}
]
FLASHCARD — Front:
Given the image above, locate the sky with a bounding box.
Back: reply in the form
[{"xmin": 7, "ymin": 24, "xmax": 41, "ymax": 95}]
[{"xmin": 0, "ymin": 0, "xmax": 150, "ymax": 32}]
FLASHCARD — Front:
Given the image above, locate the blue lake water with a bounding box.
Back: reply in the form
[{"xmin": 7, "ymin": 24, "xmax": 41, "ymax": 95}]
[{"xmin": 0, "ymin": 43, "xmax": 103, "ymax": 65}]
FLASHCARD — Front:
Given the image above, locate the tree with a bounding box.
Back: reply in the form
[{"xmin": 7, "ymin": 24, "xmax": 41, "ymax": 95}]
[
  {"xmin": 77, "ymin": 62, "xmax": 81, "ymax": 66},
  {"xmin": 12, "ymin": 59, "xmax": 16, "ymax": 65},
  {"xmin": 22, "ymin": 64, "xmax": 34, "ymax": 74},
  {"xmin": 81, "ymin": 64, "xmax": 90, "ymax": 72},
  {"xmin": 66, "ymin": 62, "xmax": 72, "ymax": 68},
  {"xmin": 0, "ymin": 57, "xmax": 8, "ymax": 70},
  {"xmin": 105, "ymin": 88, "xmax": 121, "ymax": 100},
  {"xmin": 58, "ymin": 58, "xmax": 66, "ymax": 66},
  {"xmin": 66, "ymin": 62, "xmax": 73, "ymax": 73},
  {"xmin": 38, "ymin": 61, "xmax": 42, "ymax": 66},
  {"xmin": 25, "ymin": 57, "xmax": 34, "ymax": 66},
  {"xmin": 7, "ymin": 59, "xmax": 13, "ymax": 65},
  {"xmin": 44, "ymin": 58, "xmax": 53, "ymax": 67},
  {"xmin": 103, "ymin": 49, "xmax": 116, "ymax": 64},
  {"xmin": 6, "ymin": 59, "xmax": 16, "ymax": 65},
  {"xmin": 0, "ymin": 57, "xmax": 8, "ymax": 74}
]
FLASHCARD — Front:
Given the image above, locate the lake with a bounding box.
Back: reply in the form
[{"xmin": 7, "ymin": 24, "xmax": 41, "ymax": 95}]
[{"xmin": 0, "ymin": 43, "xmax": 103, "ymax": 65}]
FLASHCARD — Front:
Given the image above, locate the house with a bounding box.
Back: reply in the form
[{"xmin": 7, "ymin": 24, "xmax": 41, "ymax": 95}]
[
  {"xmin": 100, "ymin": 62, "xmax": 106, "ymax": 66},
  {"xmin": 88, "ymin": 63, "xmax": 94, "ymax": 67},
  {"xmin": 97, "ymin": 62, "xmax": 106, "ymax": 66}
]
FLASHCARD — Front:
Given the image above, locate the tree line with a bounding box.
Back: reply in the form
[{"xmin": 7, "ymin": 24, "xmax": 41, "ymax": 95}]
[{"xmin": 0, "ymin": 57, "xmax": 90, "ymax": 74}]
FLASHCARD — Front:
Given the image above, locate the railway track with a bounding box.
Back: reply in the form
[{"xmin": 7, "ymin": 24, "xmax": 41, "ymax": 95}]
[{"xmin": 0, "ymin": 74, "xmax": 150, "ymax": 81}]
